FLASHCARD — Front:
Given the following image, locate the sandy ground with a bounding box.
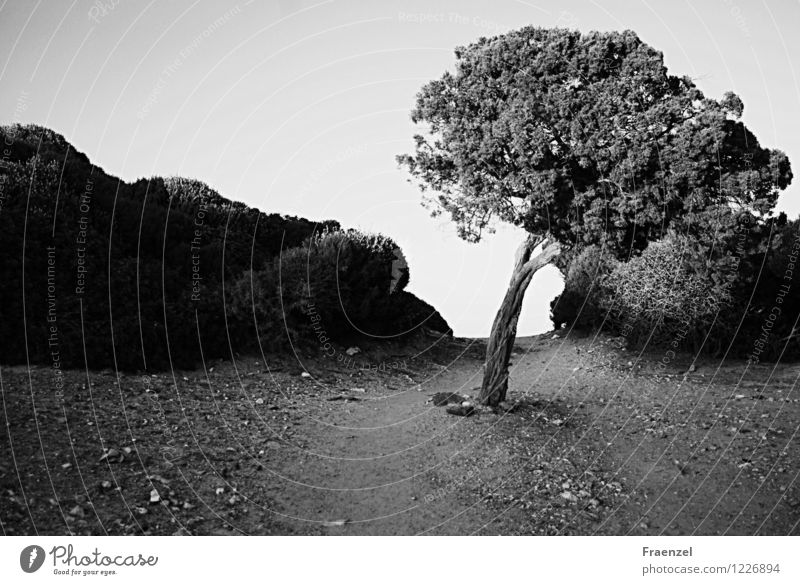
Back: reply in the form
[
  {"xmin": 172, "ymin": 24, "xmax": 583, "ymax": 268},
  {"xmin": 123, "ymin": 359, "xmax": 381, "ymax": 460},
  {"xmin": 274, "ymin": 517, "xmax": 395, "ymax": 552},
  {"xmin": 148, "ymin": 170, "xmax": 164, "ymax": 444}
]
[{"xmin": 2, "ymin": 331, "xmax": 799, "ymax": 535}]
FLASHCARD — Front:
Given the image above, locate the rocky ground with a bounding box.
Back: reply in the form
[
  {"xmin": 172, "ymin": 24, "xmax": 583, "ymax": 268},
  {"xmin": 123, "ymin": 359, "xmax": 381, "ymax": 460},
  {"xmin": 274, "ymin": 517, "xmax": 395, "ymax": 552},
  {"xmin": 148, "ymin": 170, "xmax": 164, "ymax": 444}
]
[{"xmin": 2, "ymin": 331, "xmax": 799, "ymax": 535}]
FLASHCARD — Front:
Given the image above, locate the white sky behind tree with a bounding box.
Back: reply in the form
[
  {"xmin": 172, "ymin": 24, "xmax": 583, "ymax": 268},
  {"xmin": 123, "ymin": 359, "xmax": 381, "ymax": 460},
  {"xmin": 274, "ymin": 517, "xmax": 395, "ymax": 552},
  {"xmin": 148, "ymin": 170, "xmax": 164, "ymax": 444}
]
[{"xmin": 1, "ymin": 0, "xmax": 798, "ymax": 337}]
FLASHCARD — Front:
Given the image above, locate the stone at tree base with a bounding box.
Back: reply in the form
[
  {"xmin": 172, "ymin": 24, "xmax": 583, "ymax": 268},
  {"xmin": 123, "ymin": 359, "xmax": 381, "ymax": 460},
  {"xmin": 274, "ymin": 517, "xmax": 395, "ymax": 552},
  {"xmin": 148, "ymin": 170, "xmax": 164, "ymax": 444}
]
[
  {"xmin": 495, "ymin": 400, "xmax": 520, "ymax": 413},
  {"xmin": 431, "ymin": 392, "xmax": 468, "ymax": 406},
  {"xmin": 446, "ymin": 403, "xmax": 475, "ymax": 416}
]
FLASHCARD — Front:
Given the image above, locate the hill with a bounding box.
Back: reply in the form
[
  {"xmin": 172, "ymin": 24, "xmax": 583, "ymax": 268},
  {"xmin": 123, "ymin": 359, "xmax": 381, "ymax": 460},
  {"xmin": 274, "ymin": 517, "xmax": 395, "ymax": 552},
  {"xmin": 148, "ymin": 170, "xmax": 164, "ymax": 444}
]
[{"xmin": 0, "ymin": 124, "xmax": 450, "ymax": 371}]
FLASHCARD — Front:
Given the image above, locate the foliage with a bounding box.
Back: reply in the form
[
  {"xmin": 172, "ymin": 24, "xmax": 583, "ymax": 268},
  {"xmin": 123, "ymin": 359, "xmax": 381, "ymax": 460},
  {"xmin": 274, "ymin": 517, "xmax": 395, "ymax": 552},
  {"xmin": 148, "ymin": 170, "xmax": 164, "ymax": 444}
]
[
  {"xmin": 718, "ymin": 216, "xmax": 800, "ymax": 361},
  {"xmin": 0, "ymin": 124, "xmax": 448, "ymax": 371},
  {"xmin": 227, "ymin": 227, "xmax": 437, "ymax": 347},
  {"xmin": 397, "ymin": 26, "xmax": 794, "ymax": 363},
  {"xmin": 398, "ymin": 27, "xmax": 791, "ymax": 256},
  {"xmin": 550, "ymin": 245, "xmax": 617, "ymax": 330},
  {"xmin": 0, "ymin": 125, "xmax": 335, "ymax": 370},
  {"xmin": 603, "ymin": 233, "xmax": 733, "ymax": 347},
  {"xmin": 553, "ymin": 215, "xmax": 800, "ymax": 361}
]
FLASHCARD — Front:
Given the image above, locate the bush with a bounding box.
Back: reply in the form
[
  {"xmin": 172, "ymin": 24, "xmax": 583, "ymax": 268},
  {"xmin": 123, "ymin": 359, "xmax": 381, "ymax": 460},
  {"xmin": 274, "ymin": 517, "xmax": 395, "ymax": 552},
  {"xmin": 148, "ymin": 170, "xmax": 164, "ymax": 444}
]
[
  {"xmin": 552, "ymin": 218, "xmax": 800, "ymax": 362},
  {"xmin": 604, "ymin": 234, "xmax": 732, "ymax": 348},
  {"xmin": 281, "ymin": 229, "xmax": 409, "ymax": 338},
  {"xmin": 0, "ymin": 124, "xmax": 450, "ymax": 371},
  {"xmin": 724, "ymin": 218, "xmax": 800, "ymax": 362},
  {"xmin": 227, "ymin": 227, "xmax": 423, "ymax": 350},
  {"xmin": 551, "ymin": 245, "xmax": 617, "ymax": 330},
  {"xmin": 0, "ymin": 125, "xmax": 338, "ymax": 371},
  {"xmin": 226, "ymin": 268, "xmax": 288, "ymax": 351}
]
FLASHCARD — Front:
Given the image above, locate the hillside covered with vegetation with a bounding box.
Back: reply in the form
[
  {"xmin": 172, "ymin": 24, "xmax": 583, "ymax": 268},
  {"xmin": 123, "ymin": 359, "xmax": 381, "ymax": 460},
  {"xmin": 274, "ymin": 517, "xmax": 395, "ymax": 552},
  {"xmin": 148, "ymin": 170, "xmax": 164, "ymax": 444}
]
[{"xmin": 0, "ymin": 124, "xmax": 450, "ymax": 372}]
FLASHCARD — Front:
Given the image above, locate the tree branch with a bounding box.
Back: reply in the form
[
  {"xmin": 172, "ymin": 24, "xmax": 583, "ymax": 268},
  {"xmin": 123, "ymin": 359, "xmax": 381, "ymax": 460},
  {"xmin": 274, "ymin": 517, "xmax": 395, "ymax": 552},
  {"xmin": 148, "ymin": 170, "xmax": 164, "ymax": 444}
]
[{"xmin": 521, "ymin": 237, "xmax": 561, "ymax": 274}]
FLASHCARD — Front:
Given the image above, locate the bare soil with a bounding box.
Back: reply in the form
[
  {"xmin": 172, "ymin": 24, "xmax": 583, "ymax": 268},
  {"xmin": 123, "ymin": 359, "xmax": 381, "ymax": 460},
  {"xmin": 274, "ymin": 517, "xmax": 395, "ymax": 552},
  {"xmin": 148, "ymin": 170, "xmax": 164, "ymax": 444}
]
[{"xmin": 2, "ymin": 331, "xmax": 799, "ymax": 535}]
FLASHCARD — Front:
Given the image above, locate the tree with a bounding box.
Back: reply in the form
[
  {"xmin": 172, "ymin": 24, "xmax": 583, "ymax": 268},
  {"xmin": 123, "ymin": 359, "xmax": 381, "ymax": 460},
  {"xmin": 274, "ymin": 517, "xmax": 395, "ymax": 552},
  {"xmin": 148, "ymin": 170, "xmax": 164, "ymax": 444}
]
[{"xmin": 398, "ymin": 27, "xmax": 791, "ymax": 406}]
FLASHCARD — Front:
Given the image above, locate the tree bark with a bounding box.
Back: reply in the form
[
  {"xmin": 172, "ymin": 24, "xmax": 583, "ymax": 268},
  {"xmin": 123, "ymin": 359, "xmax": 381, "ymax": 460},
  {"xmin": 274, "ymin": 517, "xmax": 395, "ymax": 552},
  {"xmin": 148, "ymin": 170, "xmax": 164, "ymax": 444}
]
[{"xmin": 478, "ymin": 234, "xmax": 561, "ymax": 406}]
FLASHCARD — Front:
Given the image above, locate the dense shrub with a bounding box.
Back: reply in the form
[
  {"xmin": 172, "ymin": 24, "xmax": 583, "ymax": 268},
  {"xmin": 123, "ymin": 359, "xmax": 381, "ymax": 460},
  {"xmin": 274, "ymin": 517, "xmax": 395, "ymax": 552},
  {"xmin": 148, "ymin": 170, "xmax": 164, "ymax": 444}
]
[
  {"xmin": 604, "ymin": 234, "xmax": 733, "ymax": 348},
  {"xmin": 721, "ymin": 217, "xmax": 800, "ymax": 361},
  {"xmin": 1, "ymin": 125, "xmax": 451, "ymax": 372},
  {"xmin": 0, "ymin": 124, "xmax": 338, "ymax": 370},
  {"xmin": 551, "ymin": 245, "xmax": 617, "ymax": 330},
  {"xmin": 553, "ymin": 217, "xmax": 800, "ymax": 362},
  {"xmin": 228, "ymin": 228, "xmax": 426, "ymax": 347},
  {"xmin": 1, "ymin": 125, "xmax": 448, "ymax": 371},
  {"xmin": 300, "ymin": 229, "xmax": 405, "ymax": 334},
  {"xmin": 226, "ymin": 267, "xmax": 287, "ymax": 351}
]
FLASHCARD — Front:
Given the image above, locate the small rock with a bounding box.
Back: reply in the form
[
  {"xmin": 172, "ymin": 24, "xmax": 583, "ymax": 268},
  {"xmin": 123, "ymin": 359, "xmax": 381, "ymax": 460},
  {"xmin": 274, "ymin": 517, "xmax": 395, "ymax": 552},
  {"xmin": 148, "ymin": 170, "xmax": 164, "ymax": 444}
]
[
  {"xmin": 350, "ymin": 387, "xmax": 366, "ymax": 393},
  {"xmin": 149, "ymin": 489, "xmax": 161, "ymax": 504},
  {"xmin": 301, "ymin": 372, "xmax": 311, "ymax": 378},
  {"xmin": 323, "ymin": 519, "xmax": 348, "ymax": 527},
  {"xmin": 329, "ymin": 394, "xmax": 359, "ymax": 401},
  {"xmin": 345, "ymin": 347, "xmax": 361, "ymax": 356},
  {"xmin": 255, "ymin": 398, "xmax": 264, "ymax": 405},
  {"xmin": 496, "ymin": 400, "xmax": 519, "ymax": 413},
  {"xmin": 431, "ymin": 392, "xmax": 467, "ymax": 406},
  {"xmin": 148, "ymin": 474, "xmax": 170, "ymax": 486},
  {"xmin": 446, "ymin": 404, "xmax": 475, "ymax": 417}
]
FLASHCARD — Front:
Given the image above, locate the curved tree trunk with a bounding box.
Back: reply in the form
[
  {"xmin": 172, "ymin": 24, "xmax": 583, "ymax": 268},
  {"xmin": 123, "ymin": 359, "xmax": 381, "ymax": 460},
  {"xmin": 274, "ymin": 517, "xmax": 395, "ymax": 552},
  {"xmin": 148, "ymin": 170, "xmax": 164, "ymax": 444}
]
[{"xmin": 478, "ymin": 234, "xmax": 561, "ymax": 407}]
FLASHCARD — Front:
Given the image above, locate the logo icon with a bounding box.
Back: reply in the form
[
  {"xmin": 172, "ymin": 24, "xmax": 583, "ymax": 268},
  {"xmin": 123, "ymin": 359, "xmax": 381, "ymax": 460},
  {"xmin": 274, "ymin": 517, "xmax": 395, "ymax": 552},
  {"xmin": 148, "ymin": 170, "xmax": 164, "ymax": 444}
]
[{"xmin": 20, "ymin": 545, "xmax": 45, "ymax": 573}]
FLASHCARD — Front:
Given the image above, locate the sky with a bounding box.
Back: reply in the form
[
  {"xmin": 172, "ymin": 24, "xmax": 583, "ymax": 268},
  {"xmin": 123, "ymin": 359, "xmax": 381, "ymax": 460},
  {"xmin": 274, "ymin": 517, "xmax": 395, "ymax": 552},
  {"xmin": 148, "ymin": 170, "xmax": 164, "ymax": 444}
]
[{"xmin": 2, "ymin": 0, "xmax": 799, "ymax": 337}]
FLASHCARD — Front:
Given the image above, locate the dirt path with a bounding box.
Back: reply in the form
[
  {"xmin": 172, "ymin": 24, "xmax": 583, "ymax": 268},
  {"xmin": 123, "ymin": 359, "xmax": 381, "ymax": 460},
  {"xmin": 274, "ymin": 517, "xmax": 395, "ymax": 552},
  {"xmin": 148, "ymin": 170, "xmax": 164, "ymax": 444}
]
[
  {"xmin": 2, "ymin": 333, "xmax": 798, "ymax": 535},
  {"xmin": 509, "ymin": 334, "xmax": 800, "ymax": 535}
]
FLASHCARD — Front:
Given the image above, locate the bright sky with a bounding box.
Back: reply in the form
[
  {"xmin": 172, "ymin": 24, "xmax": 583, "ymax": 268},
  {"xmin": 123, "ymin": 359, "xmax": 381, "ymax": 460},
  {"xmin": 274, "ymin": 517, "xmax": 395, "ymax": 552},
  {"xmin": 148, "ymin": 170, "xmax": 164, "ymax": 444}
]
[{"xmin": 2, "ymin": 0, "xmax": 799, "ymax": 337}]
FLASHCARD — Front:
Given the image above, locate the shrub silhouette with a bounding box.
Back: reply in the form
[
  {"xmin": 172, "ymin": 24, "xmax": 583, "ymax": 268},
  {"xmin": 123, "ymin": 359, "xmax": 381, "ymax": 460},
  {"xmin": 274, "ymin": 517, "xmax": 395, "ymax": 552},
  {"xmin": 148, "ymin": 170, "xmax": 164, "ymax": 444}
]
[
  {"xmin": 229, "ymin": 228, "xmax": 423, "ymax": 348},
  {"xmin": 0, "ymin": 124, "xmax": 449, "ymax": 371},
  {"xmin": 551, "ymin": 245, "xmax": 617, "ymax": 331}
]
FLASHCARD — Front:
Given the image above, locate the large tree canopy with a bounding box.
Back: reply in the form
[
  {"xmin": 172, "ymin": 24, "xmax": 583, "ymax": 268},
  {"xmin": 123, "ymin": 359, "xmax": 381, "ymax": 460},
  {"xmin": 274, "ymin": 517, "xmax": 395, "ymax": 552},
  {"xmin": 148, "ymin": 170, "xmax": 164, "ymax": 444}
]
[{"xmin": 398, "ymin": 28, "xmax": 791, "ymax": 255}]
